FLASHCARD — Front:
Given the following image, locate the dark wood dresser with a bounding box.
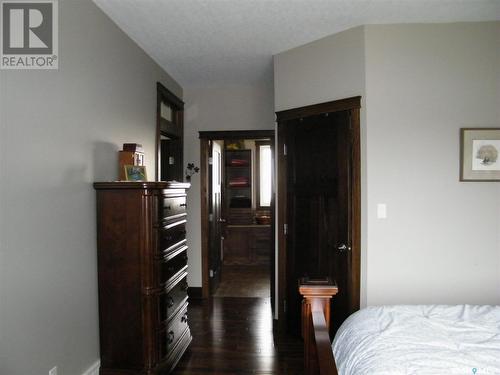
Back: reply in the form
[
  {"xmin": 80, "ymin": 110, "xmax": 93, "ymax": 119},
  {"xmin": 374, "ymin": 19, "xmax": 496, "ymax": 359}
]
[{"xmin": 94, "ymin": 181, "xmax": 191, "ymax": 375}]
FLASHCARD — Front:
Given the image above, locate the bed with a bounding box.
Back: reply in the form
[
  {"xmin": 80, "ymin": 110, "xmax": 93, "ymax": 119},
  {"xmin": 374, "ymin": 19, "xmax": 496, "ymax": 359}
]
[
  {"xmin": 299, "ymin": 281, "xmax": 500, "ymax": 375},
  {"xmin": 333, "ymin": 305, "xmax": 500, "ymax": 375}
]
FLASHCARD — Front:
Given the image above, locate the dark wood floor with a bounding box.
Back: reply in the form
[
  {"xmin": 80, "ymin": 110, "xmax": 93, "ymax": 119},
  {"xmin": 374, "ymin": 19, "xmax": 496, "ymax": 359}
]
[
  {"xmin": 172, "ymin": 297, "xmax": 304, "ymax": 374},
  {"xmin": 214, "ymin": 265, "xmax": 270, "ymax": 298}
]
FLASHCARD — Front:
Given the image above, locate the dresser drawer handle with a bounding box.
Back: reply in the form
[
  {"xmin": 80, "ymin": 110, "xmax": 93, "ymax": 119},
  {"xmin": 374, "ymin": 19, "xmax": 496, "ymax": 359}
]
[
  {"xmin": 167, "ymin": 266, "xmax": 175, "ymax": 273},
  {"xmin": 167, "ymin": 296, "xmax": 174, "ymax": 308},
  {"xmin": 167, "ymin": 331, "xmax": 175, "ymax": 344},
  {"xmin": 179, "ymin": 203, "xmax": 187, "ymax": 207},
  {"xmin": 181, "ymin": 313, "xmax": 188, "ymax": 323}
]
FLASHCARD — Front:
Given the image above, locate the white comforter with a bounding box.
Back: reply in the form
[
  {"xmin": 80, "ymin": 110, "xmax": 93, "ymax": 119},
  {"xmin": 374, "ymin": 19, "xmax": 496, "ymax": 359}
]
[{"xmin": 332, "ymin": 305, "xmax": 500, "ymax": 375}]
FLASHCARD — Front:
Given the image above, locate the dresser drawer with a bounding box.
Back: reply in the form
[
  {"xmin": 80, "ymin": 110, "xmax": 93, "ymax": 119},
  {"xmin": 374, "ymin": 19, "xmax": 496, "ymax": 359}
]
[
  {"xmin": 158, "ymin": 221, "xmax": 187, "ymax": 254},
  {"xmin": 167, "ymin": 304, "xmax": 189, "ymax": 354},
  {"xmin": 160, "ymin": 246, "xmax": 188, "ymax": 286},
  {"xmin": 158, "ymin": 195, "xmax": 187, "ymax": 223},
  {"xmin": 158, "ymin": 274, "xmax": 189, "ymax": 323},
  {"xmin": 158, "ymin": 304, "xmax": 189, "ymax": 361}
]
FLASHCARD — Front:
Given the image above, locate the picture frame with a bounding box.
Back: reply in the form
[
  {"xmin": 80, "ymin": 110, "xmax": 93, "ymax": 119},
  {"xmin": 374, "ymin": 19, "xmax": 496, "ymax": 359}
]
[
  {"xmin": 124, "ymin": 165, "xmax": 147, "ymax": 181},
  {"xmin": 460, "ymin": 128, "xmax": 500, "ymax": 181}
]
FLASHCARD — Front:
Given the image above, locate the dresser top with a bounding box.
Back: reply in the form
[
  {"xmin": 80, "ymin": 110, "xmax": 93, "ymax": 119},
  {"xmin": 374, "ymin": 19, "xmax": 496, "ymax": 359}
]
[{"xmin": 93, "ymin": 181, "xmax": 191, "ymax": 190}]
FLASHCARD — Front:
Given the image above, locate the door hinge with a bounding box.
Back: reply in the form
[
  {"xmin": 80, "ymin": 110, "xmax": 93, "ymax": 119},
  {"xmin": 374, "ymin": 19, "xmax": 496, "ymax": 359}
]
[
  {"xmin": 208, "ymin": 157, "xmax": 213, "ymax": 165},
  {"xmin": 284, "ymin": 223, "xmax": 288, "ymax": 235},
  {"xmin": 283, "ymin": 300, "xmax": 287, "ymax": 313},
  {"xmin": 209, "ymin": 269, "xmax": 214, "ymax": 278},
  {"xmin": 283, "ymin": 143, "xmax": 287, "ymax": 156}
]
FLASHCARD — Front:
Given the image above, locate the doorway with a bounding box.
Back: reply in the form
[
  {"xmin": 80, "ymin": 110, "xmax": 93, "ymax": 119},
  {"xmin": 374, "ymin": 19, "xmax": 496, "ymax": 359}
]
[
  {"xmin": 156, "ymin": 82, "xmax": 184, "ymax": 182},
  {"xmin": 200, "ymin": 130, "xmax": 276, "ymax": 309},
  {"xmin": 276, "ymin": 97, "xmax": 361, "ymax": 336}
]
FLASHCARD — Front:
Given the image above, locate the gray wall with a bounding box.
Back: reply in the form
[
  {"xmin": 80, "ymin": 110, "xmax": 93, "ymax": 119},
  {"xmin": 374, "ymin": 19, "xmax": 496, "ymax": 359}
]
[
  {"xmin": 274, "ymin": 21, "xmax": 500, "ymax": 308},
  {"xmin": 0, "ymin": 1, "xmax": 181, "ymax": 374},
  {"xmin": 274, "ymin": 26, "xmax": 366, "ymax": 111},
  {"xmin": 364, "ymin": 22, "xmax": 500, "ymax": 305},
  {"xmin": 183, "ymin": 83, "xmax": 275, "ymax": 287}
]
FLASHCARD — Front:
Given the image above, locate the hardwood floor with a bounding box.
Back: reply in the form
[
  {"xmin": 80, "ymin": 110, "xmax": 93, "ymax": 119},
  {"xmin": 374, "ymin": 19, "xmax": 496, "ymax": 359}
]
[
  {"xmin": 172, "ymin": 297, "xmax": 304, "ymax": 374},
  {"xmin": 214, "ymin": 265, "xmax": 270, "ymax": 298}
]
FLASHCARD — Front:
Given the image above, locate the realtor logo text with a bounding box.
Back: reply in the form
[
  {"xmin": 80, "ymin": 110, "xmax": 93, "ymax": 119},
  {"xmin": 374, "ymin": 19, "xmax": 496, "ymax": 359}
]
[{"xmin": 1, "ymin": 0, "xmax": 58, "ymax": 69}]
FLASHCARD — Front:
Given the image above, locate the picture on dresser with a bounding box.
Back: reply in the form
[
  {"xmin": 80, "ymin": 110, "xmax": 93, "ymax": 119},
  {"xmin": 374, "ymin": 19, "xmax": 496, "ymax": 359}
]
[
  {"xmin": 460, "ymin": 128, "xmax": 500, "ymax": 181},
  {"xmin": 124, "ymin": 165, "xmax": 147, "ymax": 181}
]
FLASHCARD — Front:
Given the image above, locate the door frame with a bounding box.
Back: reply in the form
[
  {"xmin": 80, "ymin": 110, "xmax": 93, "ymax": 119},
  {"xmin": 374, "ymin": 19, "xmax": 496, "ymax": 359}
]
[
  {"xmin": 155, "ymin": 82, "xmax": 184, "ymax": 181},
  {"xmin": 199, "ymin": 130, "xmax": 276, "ymax": 302},
  {"xmin": 276, "ymin": 96, "xmax": 362, "ymax": 334}
]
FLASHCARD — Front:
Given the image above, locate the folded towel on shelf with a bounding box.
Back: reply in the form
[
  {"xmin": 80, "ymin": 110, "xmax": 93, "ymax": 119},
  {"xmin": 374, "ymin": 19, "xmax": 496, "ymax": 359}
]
[
  {"xmin": 229, "ymin": 159, "xmax": 248, "ymax": 166},
  {"xmin": 229, "ymin": 176, "xmax": 249, "ymax": 187}
]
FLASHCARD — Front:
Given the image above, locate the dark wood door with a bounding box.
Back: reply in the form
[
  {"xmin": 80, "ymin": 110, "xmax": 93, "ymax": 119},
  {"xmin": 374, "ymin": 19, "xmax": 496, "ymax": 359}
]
[
  {"xmin": 209, "ymin": 140, "xmax": 224, "ymax": 293},
  {"xmin": 284, "ymin": 111, "xmax": 353, "ymax": 336}
]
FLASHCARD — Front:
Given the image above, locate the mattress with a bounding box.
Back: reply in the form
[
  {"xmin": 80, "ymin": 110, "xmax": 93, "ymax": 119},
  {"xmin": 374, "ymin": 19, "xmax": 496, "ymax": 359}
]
[{"xmin": 332, "ymin": 305, "xmax": 500, "ymax": 375}]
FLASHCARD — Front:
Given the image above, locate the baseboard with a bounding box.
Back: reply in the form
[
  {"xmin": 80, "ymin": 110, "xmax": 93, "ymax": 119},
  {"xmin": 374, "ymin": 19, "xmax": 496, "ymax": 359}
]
[
  {"xmin": 188, "ymin": 287, "xmax": 202, "ymax": 299},
  {"xmin": 82, "ymin": 360, "xmax": 100, "ymax": 375}
]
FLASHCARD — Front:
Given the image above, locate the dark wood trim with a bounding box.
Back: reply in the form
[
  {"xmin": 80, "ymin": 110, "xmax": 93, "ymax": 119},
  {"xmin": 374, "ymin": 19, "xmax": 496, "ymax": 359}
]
[
  {"xmin": 276, "ymin": 96, "xmax": 361, "ymax": 123},
  {"xmin": 93, "ymin": 181, "xmax": 190, "ymax": 190},
  {"xmin": 350, "ymin": 108, "xmax": 361, "ymax": 312},
  {"xmin": 200, "ymin": 138, "xmax": 210, "ymax": 299},
  {"xmin": 199, "ymin": 130, "xmax": 274, "ymax": 140},
  {"xmin": 156, "ymin": 82, "xmax": 184, "ymax": 181},
  {"xmin": 276, "ymin": 123, "xmax": 288, "ymax": 334},
  {"xmin": 276, "ymin": 96, "xmax": 362, "ymax": 335},
  {"xmin": 270, "ymin": 139, "xmax": 276, "ymax": 313},
  {"xmin": 187, "ymin": 287, "xmax": 203, "ymax": 299},
  {"xmin": 156, "ymin": 82, "xmax": 184, "ymax": 110},
  {"xmin": 200, "ymin": 131, "xmax": 276, "ymax": 305}
]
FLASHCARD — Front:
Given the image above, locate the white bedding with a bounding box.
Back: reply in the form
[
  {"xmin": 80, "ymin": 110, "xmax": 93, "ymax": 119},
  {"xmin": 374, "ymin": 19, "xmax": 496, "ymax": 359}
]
[{"xmin": 332, "ymin": 305, "xmax": 500, "ymax": 375}]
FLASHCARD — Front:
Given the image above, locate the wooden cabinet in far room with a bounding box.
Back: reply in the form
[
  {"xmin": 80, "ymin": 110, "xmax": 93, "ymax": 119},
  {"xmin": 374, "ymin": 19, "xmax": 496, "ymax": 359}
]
[
  {"xmin": 225, "ymin": 149, "xmax": 252, "ymax": 211},
  {"xmin": 223, "ymin": 144, "xmax": 272, "ymax": 266},
  {"xmin": 223, "ymin": 225, "xmax": 271, "ymax": 265}
]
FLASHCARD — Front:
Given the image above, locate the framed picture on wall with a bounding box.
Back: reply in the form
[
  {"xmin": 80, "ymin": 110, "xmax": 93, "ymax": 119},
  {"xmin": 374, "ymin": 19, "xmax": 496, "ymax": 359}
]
[
  {"xmin": 460, "ymin": 128, "xmax": 500, "ymax": 181},
  {"xmin": 124, "ymin": 165, "xmax": 148, "ymax": 181}
]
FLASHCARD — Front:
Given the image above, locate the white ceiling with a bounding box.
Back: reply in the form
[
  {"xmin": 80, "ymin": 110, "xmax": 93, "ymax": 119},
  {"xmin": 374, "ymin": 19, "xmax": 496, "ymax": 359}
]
[{"xmin": 94, "ymin": 0, "xmax": 500, "ymax": 87}]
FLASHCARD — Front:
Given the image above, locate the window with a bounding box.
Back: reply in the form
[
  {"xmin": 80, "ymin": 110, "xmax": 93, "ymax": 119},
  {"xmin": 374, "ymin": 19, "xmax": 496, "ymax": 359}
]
[
  {"xmin": 257, "ymin": 143, "xmax": 272, "ymax": 207},
  {"xmin": 160, "ymin": 102, "xmax": 172, "ymax": 121}
]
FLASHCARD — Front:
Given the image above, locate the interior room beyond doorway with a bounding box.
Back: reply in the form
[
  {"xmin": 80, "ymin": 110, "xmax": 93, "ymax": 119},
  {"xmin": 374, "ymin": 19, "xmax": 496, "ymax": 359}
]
[{"xmin": 200, "ymin": 131, "xmax": 275, "ymax": 304}]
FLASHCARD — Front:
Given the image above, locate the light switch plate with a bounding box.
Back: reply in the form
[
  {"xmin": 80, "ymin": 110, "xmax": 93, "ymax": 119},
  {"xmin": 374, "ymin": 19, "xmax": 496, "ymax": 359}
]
[{"xmin": 377, "ymin": 204, "xmax": 387, "ymax": 219}]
